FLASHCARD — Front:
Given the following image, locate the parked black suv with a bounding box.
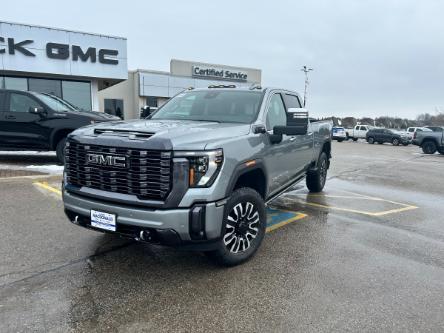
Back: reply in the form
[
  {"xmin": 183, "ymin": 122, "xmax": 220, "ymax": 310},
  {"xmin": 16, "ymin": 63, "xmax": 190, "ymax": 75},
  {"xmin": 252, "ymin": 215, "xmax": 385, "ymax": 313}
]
[
  {"xmin": 366, "ymin": 128, "xmax": 410, "ymax": 146},
  {"xmin": 0, "ymin": 89, "xmax": 120, "ymax": 163}
]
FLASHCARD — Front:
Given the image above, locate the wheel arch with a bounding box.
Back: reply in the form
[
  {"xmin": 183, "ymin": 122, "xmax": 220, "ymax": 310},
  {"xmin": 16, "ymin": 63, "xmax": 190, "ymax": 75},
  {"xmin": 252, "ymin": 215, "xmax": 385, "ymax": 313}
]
[
  {"xmin": 420, "ymin": 137, "xmax": 439, "ymax": 147},
  {"xmin": 51, "ymin": 129, "xmax": 74, "ymax": 150},
  {"xmin": 226, "ymin": 161, "xmax": 267, "ymax": 200}
]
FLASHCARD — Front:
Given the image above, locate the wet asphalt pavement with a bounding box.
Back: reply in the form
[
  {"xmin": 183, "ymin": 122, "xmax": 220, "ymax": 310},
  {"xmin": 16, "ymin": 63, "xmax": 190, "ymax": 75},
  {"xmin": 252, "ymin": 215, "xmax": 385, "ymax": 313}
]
[{"xmin": 1, "ymin": 141, "xmax": 444, "ymax": 332}]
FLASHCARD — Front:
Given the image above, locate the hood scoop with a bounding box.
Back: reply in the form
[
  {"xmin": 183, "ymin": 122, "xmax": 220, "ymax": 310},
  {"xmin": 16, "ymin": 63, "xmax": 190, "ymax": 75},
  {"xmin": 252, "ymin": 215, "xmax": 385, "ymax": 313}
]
[{"xmin": 94, "ymin": 128, "xmax": 154, "ymax": 140}]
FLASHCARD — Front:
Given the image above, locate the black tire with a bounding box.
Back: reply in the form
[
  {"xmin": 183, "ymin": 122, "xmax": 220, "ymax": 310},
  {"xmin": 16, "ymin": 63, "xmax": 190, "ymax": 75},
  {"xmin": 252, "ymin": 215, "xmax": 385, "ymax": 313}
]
[
  {"xmin": 306, "ymin": 152, "xmax": 328, "ymax": 193},
  {"xmin": 337, "ymin": 139, "xmax": 344, "ymax": 142},
  {"xmin": 352, "ymin": 138, "xmax": 358, "ymax": 142},
  {"xmin": 56, "ymin": 137, "xmax": 67, "ymax": 165},
  {"xmin": 368, "ymin": 137, "xmax": 375, "ymax": 144},
  {"xmin": 439, "ymin": 149, "xmax": 444, "ymax": 155},
  {"xmin": 378, "ymin": 141, "xmax": 383, "ymax": 144},
  {"xmin": 205, "ymin": 187, "xmax": 266, "ymax": 266},
  {"xmin": 402, "ymin": 142, "xmax": 409, "ymax": 146},
  {"xmin": 392, "ymin": 138, "xmax": 400, "ymax": 146},
  {"xmin": 422, "ymin": 141, "xmax": 437, "ymax": 154}
]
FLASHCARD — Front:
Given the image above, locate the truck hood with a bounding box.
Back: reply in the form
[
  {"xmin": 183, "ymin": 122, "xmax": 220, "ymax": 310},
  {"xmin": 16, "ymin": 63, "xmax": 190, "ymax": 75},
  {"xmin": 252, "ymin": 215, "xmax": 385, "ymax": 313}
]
[{"xmin": 88, "ymin": 119, "xmax": 251, "ymax": 150}]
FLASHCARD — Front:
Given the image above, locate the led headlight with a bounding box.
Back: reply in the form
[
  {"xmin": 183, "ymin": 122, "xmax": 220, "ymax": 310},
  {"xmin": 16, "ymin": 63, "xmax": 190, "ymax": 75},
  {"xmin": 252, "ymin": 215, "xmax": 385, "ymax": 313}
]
[{"xmin": 174, "ymin": 149, "xmax": 223, "ymax": 187}]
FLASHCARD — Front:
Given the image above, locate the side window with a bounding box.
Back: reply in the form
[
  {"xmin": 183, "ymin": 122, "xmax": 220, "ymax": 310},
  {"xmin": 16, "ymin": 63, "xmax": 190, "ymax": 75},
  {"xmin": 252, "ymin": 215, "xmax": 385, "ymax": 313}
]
[
  {"xmin": 266, "ymin": 94, "xmax": 287, "ymax": 130},
  {"xmin": 283, "ymin": 94, "xmax": 302, "ymax": 109},
  {"xmin": 8, "ymin": 93, "xmax": 41, "ymax": 112},
  {"xmin": 408, "ymin": 128, "xmax": 414, "ymax": 132}
]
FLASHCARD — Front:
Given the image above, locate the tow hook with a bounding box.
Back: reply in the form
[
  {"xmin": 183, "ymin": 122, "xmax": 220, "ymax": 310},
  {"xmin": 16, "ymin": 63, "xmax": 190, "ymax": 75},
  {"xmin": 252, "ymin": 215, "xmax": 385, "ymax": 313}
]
[{"xmin": 138, "ymin": 230, "xmax": 152, "ymax": 242}]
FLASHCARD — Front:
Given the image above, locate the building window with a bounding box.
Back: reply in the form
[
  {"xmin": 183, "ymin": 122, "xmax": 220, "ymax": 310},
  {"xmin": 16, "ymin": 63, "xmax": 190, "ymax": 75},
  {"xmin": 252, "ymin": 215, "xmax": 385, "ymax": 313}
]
[
  {"xmin": 62, "ymin": 81, "xmax": 92, "ymax": 111},
  {"xmin": 104, "ymin": 99, "xmax": 124, "ymax": 119},
  {"xmin": 4, "ymin": 77, "xmax": 28, "ymax": 90},
  {"xmin": 28, "ymin": 78, "xmax": 62, "ymax": 97},
  {"xmin": 146, "ymin": 96, "xmax": 158, "ymax": 108}
]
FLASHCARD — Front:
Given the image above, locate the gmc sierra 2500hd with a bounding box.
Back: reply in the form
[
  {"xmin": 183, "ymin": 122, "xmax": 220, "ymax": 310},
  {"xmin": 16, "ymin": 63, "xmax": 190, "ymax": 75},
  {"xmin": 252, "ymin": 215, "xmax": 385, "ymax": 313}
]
[{"xmin": 63, "ymin": 86, "xmax": 332, "ymax": 266}]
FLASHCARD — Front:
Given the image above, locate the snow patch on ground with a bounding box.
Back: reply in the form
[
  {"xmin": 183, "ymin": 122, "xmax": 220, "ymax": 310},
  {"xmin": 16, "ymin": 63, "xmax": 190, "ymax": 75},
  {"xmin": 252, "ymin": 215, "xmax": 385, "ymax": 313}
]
[
  {"xmin": 0, "ymin": 151, "xmax": 56, "ymax": 156},
  {"xmin": 26, "ymin": 165, "xmax": 64, "ymax": 174}
]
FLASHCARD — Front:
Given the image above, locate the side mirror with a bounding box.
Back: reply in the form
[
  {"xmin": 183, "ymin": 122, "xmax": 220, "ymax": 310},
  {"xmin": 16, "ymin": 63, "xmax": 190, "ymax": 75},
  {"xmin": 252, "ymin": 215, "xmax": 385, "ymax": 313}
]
[
  {"xmin": 141, "ymin": 105, "xmax": 153, "ymax": 118},
  {"xmin": 28, "ymin": 106, "xmax": 45, "ymax": 115}
]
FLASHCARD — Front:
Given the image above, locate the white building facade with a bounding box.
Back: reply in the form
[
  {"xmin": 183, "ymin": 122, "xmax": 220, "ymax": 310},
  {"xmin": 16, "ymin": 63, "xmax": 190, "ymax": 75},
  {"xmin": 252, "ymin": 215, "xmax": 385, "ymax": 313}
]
[{"xmin": 0, "ymin": 21, "xmax": 128, "ymax": 111}]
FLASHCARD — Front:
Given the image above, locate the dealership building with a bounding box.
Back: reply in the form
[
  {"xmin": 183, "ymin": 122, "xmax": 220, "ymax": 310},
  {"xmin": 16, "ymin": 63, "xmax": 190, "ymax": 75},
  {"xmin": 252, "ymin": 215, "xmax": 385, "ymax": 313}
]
[
  {"xmin": 98, "ymin": 59, "xmax": 262, "ymax": 119},
  {"xmin": 0, "ymin": 21, "xmax": 127, "ymax": 111},
  {"xmin": 1, "ymin": 21, "xmax": 262, "ymax": 120}
]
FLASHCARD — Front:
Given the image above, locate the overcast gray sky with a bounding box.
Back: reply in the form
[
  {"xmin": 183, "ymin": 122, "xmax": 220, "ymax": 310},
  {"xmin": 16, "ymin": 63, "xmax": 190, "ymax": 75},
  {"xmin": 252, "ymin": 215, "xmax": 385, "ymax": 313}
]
[{"xmin": 3, "ymin": 0, "xmax": 443, "ymax": 119}]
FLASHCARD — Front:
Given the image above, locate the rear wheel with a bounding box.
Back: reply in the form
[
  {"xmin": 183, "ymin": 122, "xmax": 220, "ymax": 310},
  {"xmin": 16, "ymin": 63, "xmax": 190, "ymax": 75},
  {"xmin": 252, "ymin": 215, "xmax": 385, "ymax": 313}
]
[
  {"xmin": 422, "ymin": 141, "xmax": 437, "ymax": 154},
  {"xmin": 306, "ymin": 152, "xmax": 328, "ymax": 192},
  {"xmin": 352, "ymin": 138, "xmax": 358, "ymax": 142},
  {"xmin": 392, "ymin": 138, "xmax": 400, "ymax": 146},
  {"xmin": 56, "ymin": 137, "xmax": 67, "ymax": 165},
  {"xmin": 368, "ymin": 137, "xmax": 375, "ymax": 144},
  {"xmin": 205, "ymin": 187, "xmax": 266, "ymax": 266}
]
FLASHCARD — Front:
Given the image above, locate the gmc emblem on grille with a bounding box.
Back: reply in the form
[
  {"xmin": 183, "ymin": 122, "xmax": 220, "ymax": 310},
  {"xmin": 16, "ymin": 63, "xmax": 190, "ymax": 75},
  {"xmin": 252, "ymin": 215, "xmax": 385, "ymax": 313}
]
[{"xmin": 86, "ymin": 154, "xmax": 127, "ymax": 168}]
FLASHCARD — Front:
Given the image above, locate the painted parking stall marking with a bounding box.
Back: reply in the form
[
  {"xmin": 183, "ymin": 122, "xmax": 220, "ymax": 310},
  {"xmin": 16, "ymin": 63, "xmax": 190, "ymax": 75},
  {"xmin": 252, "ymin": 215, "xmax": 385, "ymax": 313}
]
[
  {"xmin": 266, "ymin": 208, "xmax": 307, "ymax": 232},
  {"xmin": 285, "ymin": 190, "xmax": 418, "ymax": 217}
]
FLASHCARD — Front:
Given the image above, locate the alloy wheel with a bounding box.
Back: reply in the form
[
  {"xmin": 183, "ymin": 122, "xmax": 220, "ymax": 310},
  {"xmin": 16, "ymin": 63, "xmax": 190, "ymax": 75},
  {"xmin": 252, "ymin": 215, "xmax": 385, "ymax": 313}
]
[{"xmin": 223, "ymin": 202, "xmax": 259, "ymax": 253}]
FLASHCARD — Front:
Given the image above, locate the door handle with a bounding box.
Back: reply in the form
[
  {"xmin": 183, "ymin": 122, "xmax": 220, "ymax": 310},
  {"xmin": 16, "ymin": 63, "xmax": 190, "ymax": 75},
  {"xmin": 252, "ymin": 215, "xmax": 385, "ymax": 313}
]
[{"xmin": 5, "ymin": 115, "xmax": 16, "ymax": 120}]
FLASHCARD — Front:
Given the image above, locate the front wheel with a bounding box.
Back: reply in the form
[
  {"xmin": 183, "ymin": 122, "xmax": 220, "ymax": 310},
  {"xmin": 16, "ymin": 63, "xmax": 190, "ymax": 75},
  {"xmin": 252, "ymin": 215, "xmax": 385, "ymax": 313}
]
[
  {"xmin": 56, "ymin": 137, "xmax": 67, "ymax": 165},
  {"xmin": 368, "ymin": 137, "xmax": 375, "ymax": 144},
  {"xmin": 392, "ymin": 138, "xmax": 400, "ymax": 146},
  {"xmin": 352, "ymin": 138, "xmax": 358, "ymax": 142},
  {"xmin": 306, "ymin": 152, "xmax": 328, "ymax": 192},
  {"xmin": 205, "ymin": 188, "xmax": 266, "ymax": 266}
]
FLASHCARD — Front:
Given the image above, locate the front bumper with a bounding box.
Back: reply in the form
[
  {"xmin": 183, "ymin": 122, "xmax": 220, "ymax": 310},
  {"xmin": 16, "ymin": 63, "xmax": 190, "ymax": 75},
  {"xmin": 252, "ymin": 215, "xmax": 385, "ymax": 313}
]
[{"xmin": 63, "ymin": 189, "xmax": 226, "ymax": 249}]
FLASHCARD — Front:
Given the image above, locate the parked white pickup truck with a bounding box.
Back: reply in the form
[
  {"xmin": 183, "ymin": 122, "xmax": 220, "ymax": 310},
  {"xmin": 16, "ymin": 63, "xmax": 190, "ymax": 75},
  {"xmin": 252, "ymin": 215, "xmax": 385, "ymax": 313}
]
[{"xmin": 346, "ymin": 125, "xmax": 374, "ymax": 141}]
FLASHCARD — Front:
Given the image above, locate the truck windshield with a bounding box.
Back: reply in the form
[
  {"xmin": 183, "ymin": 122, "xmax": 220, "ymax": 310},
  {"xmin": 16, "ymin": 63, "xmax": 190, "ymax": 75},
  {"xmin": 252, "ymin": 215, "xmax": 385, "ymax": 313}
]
[{"xmin": 151, "ymin": 90, "xmax": 264, "ymax": 124}]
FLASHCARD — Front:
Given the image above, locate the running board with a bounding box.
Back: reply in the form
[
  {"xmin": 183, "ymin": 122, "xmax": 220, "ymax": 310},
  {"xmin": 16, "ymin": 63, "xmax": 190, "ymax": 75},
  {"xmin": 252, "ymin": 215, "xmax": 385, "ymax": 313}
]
[{"xmin": 265, "ymin": 175, "xmax": 306, "ymax": 205}]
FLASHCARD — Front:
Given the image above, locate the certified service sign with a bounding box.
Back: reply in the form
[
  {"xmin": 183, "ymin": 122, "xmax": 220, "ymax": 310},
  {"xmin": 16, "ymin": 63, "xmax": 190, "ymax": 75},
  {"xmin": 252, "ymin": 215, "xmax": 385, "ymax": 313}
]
[{"xmin": 192, "ymin": 65, "xmax": 248, "ymax": 82}]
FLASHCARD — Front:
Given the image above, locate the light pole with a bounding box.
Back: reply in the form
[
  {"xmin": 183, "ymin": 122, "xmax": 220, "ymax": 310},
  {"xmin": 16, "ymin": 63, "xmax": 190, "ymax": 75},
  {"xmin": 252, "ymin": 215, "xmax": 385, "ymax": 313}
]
[{"xmin": 300, "ymin": 65, "xmax": 313, "ymax": 107}]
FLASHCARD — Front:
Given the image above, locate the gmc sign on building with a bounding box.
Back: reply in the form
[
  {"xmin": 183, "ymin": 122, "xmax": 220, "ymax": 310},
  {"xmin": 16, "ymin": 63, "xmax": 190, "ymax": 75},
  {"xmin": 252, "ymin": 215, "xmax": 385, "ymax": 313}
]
[{"xmin": 0, "ymin": 21, "xmax": 128, "ymax": 112}]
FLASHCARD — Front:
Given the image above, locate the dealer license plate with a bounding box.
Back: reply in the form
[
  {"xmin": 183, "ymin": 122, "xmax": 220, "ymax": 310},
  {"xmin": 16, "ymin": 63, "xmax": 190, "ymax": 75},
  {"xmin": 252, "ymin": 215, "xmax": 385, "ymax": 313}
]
[{"xmin": 90, "ymin": 210, "xmax": 116, "ymax": 232}]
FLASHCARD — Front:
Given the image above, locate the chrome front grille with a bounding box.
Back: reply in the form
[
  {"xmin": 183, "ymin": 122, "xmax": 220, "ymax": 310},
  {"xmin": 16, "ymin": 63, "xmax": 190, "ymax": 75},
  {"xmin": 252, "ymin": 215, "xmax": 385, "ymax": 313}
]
[{"xmin": 65, "ymin": 141, "xmax": 172, "ymax": 201}]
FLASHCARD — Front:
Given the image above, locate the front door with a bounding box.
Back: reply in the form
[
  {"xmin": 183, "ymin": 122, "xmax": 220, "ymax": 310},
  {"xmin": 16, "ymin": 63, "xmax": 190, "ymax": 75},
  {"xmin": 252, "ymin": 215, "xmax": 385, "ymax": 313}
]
[
  {"xmin": 0, "ymin": 92, "xmax": 49, "ymax": 149},
  {"xmin": 262, "ymin": 93, "xmax": 299, "ymax": 195}
]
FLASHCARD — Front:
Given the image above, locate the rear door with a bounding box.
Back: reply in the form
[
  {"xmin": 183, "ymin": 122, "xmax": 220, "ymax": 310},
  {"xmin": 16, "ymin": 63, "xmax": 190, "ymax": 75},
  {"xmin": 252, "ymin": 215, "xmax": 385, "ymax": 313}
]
[{"xmin": 0, "ymin": 92, "xmax": 49, "ymax": 149}]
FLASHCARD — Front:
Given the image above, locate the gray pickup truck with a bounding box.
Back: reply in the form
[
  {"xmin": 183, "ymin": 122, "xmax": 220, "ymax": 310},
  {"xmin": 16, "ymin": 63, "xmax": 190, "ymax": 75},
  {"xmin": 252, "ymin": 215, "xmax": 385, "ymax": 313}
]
[
  {"xmin": 413, "ymin": 127, "xmax": 444, "ymax": 154},
  {"xmin": 63, "ymin": 86, "xmax": 332, "ymax": 265}
]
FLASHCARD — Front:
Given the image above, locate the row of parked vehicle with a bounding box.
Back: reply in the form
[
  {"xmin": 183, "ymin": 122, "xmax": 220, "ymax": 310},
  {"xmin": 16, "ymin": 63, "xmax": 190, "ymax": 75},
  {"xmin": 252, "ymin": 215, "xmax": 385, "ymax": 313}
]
[{"xmin": 332, "ymin": 124, "xmax": 444, "ymax": 153}]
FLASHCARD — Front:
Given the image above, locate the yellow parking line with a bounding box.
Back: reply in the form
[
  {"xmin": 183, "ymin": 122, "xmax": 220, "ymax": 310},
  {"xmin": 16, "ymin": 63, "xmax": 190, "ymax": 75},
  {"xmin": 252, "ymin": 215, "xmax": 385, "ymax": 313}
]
[
  {"xmin": 266, "ymin": 212, "xmax": 307, "ymax": 233},
  {"xmin": 298, "ymin": 201, "xmax": 417, "ymax": 217},
  {"xmin": 34, "ymin": 181, "xmax": 62, "ymax": 196},
  {"xmin": 371, "ymin": 206, "xmax": 418, "ymax": 216}
]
